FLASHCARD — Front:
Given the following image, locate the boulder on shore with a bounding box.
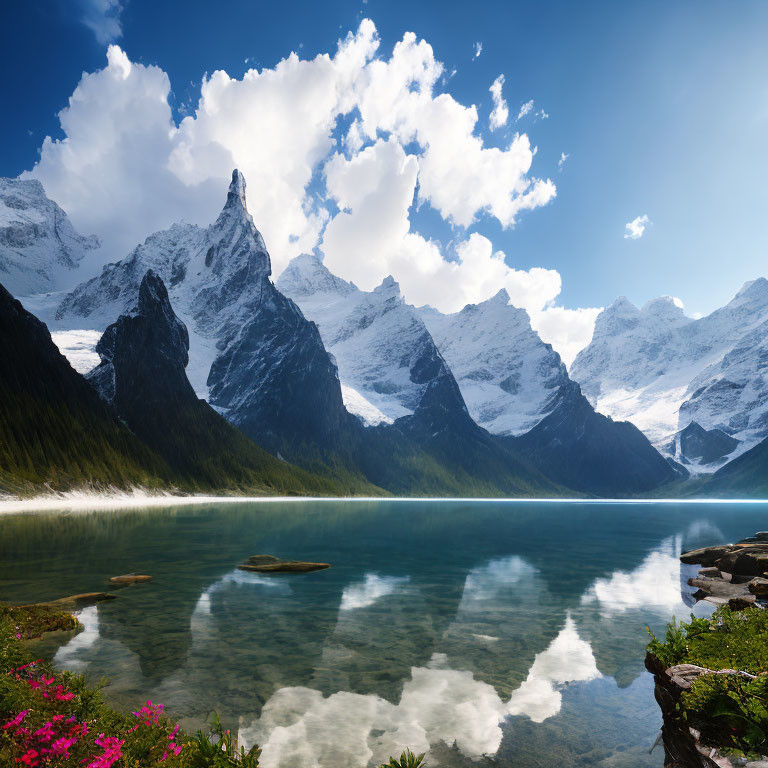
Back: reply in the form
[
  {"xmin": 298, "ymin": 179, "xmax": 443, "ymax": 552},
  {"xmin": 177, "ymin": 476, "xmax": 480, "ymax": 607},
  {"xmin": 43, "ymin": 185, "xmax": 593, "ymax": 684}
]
[
  {"xmin": 748, "ymin": 577, "xmax": 768, "ymax": 596},
  {"xmin": 680, "ymin": 545, "xmax": 737, "ymax": 566},
  {"xmin": 683, "ymin": 533, "xmax": 768, "ymax": 609}
]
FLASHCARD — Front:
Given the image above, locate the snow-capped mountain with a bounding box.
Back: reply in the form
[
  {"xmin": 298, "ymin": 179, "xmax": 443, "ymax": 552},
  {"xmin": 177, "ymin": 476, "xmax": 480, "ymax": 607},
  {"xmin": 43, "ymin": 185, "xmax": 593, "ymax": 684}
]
[
  {"xmin": 0, "ymin": 177, "xmax": 99, "ymax": 296},
  {"xmin": 278, "ymin": 253, "xmax": 457, "ymax": 426},
  {"xmin": 570, "ymin": 279, "xmax": 768, "ymax": 471},
  {"xmin": 57, "ymin": 170, "xmax": 360, "ymax": 465},
  {"xmin": 418, "ymin": 290, "xmax": 570, "ymax": 436},
  {"xmin": 281, "ymin": 256, "xmax": 677, "ymax": 495}
]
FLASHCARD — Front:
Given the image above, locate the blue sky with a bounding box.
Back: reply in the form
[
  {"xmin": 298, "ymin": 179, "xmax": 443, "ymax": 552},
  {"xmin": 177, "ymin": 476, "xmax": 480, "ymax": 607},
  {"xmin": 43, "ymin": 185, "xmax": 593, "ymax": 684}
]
[{"xmin": 2, "ymin": 0, "xmax": 768, "ymax": 360}]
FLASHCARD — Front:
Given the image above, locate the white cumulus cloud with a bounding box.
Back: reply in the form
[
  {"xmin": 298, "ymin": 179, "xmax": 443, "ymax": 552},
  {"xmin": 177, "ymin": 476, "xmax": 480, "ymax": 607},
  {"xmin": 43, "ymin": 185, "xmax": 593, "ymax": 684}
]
[
  {"xmin": 473, "ymin": 41, "xmax": 483, "ymax": 59},
  {"xmin": 24, "ymin": 19, "xmax": 595, "ymax": 361},
  {"xmin": 624, "ymin": 214, "xmax": 650, "ymax": 240},
  {"xmin": 489, "ymin": 75, "xmax": 508, "ymax": 130}
]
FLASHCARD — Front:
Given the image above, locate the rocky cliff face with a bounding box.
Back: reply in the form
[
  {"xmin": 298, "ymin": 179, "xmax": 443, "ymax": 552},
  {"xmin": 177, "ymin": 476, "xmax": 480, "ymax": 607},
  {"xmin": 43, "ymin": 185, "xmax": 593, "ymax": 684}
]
[
  {"xmin": 0, "ymin": 280, "xmax": 164, "ymax": 492},
  {"xmin": 509, "ymin": 380, "xmax": 680, "ymax": 496},
  {"xmin": 58, "ymin": 171, "xmax": 362, "ymax": 475},
  {"xmin": 278, "ymin": 254, "xmax": 462, "ymax": 426},
  {"xmin": 87, "ymin": 269, "xmax": 195, "ymax": 410},
  {"xmin": 0, "ymin": 177, "xmax": 99, "ymax": 296},
  {"xmin": 85, "ymin": 269, "xmax": 347, "ymax": 494},
  {"xmin": 419, "ymin": 290, "xmax": 570, "ymax": 436}
]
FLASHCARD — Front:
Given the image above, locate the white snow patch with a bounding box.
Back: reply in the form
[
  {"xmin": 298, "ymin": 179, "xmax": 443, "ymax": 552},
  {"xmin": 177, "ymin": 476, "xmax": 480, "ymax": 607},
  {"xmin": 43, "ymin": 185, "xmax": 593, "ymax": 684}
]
[
  {"xmin": 51, "ymin": 330, "xmax": 102, "ymax": 374},
  {"xmin": 341, "ymin": 385, "xmax": 394, "ymax": 426}
]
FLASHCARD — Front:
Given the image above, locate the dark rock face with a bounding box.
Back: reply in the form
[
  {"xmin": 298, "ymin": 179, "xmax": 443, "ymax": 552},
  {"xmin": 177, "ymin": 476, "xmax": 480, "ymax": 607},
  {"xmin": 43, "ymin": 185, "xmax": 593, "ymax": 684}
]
[
  {"xmin": 706, "ymin": 434, "xmax": 768, "ymax": 497},
  {"xmin": 207, "ymin": 278, "xmax": 362, "ymax": 461},
  {"xmin": 85, "ymin": 270, "xmax": 338, "ymax": 494},
  {"xmin": 665, "ymin": 421, "xmax": 739, "ymax": 466},
  {"xmin": 358, "ymin": 349, "xmax": 559, "ymax": 497},
  {"xmin": 715, "ymin": 547, "xmax": 768, "ymax": 577},
  {"xmin": 0, "ymin": 282, "xmax": 165, "ymax": 492},
  {"xmin": 509, "ymin": 381, "xmax": 678, "ymax": 497},
  {"xmin": 88, "ymin": 270, "xmax": 194, "ymax": 410}
]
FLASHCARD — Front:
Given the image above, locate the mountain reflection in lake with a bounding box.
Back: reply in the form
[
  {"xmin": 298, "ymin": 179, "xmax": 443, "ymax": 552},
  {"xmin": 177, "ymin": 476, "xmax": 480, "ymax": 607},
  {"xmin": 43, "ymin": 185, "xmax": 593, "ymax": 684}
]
[{"xmin": 1, "ymin": 500, "xmax": 758, "ymax": 767}]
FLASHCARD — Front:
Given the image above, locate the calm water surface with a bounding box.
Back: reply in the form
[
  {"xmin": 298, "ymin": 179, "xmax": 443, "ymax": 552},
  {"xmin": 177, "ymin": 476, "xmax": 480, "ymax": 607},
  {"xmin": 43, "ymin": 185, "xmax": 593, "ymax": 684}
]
[{"xmin": 1, "ymin": 500, "xmax": 766, "ymax": 767}]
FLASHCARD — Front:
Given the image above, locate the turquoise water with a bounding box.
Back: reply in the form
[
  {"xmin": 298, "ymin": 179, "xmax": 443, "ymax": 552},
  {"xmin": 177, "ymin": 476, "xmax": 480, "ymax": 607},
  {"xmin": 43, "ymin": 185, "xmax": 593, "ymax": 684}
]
[{"xmin": 0, "ymin": 500, "xmax": 764, "ymax": 767}]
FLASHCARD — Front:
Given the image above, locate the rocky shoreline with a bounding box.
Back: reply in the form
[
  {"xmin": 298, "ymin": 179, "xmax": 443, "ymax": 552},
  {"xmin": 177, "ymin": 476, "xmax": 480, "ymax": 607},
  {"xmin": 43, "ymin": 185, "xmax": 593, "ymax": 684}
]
[{"xmin": 647, "ymin": 532, "xmax": 768, "ymax": 767}]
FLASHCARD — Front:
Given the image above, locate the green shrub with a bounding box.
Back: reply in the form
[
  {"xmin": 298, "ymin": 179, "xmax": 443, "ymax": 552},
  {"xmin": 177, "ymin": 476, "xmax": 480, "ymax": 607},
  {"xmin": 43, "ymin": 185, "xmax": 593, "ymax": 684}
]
[{"xmin": 647, "ymin": 606, "xmax": 768, "ymax": 756}]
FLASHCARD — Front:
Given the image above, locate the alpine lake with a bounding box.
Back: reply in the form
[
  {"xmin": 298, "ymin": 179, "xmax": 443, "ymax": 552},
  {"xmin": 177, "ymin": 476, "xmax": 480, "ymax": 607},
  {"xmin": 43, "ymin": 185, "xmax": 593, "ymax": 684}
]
[{"xmin": 1, "ymin": 499, "xmax": 764, "ymax": 767}]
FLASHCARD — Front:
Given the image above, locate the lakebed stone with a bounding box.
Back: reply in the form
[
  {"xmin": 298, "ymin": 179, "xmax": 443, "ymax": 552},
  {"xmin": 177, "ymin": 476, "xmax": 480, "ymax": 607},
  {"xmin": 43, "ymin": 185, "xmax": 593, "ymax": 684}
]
[
  {"xmin": 238, "ymin": 554, "xmax": 330, "ymax": 574},
  {"xmin": 22, "ymin": 592, "xmax": 117, "ymax": 609},
  {"xmin": 109, "ymin": 574, "xmax": 153, "ymax": 584}
]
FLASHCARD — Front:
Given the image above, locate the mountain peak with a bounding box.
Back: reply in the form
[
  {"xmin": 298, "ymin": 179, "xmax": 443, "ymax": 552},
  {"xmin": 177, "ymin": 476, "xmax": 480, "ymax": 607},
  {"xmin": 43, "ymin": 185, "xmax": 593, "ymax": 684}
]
[
  {"xmin": 641, "ymin": 295, "xmax": 688, "ymax": 321},
  {"xmin": 487, "ymin": 288, "xmax": 510, "ymax": 305},
  {"xmin": 734, "ymin": 277, "xmax": 768, "ymax": 302},
  {"xmin": 373, "ymin": 275, "xmax": 401, "ymax": 297},
  {"xmin": 138, "ymin": 269, "xmax": 168, "ymax": 313},
  {"xmin": 226, "ymin": 169, "xmax": 248, "ymax": 211},
  {"xmin": 606, "ymin": 296, "xmax": 639, "ymax": 315},
  {"xmin": 277, "ymin": 253, "xmax": 356, "ymax": 299}
]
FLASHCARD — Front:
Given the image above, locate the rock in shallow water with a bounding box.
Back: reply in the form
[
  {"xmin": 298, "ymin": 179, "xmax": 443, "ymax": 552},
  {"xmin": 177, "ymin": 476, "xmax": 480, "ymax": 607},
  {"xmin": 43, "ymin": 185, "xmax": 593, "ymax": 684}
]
[
  {"xmin": 22, "ymin": 592, "xmax": 117, "ymax": 609},
  {"xmin": 237, "ymin": 555, "xmax": 330, "ymax": 573},
  {"xmin": 109, "ymin": 574, "xmax": 153, "ymax": 584}
]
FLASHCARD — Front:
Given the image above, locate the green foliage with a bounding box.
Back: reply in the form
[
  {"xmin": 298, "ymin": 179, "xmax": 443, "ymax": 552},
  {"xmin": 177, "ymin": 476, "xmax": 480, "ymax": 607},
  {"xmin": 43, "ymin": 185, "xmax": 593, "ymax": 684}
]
[
  {"xmin": 648, "ymin": 606, "xmax": 768, "ymax": 756},
  {"xmin": 648, "ymin": 606, "xmax": 768, "ymax": 673},
  {"xmin": 683, "ymin": 674, "xmax": 768, "ymax": 754},
  {"xmin": 378, "ymin": 748, "xmax": 426, "ymax": 768},
  {"xmin": 187, "ymin": 712, "xmax": 262, "ymax": 767},
  {"xmin": 0, "ymin": 602, "xmax": 79, "ymax": 640}
]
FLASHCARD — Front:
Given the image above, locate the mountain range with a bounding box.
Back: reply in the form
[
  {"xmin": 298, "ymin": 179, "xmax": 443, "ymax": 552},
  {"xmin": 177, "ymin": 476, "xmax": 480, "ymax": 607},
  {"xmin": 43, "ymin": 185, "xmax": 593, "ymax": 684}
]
[
  {"xmin": 0, "ymin": 170, "xmax": 765, "ymax": 498},
  {"xmin": 571, "ymin": 281, "xmax": 768, "ymax": 475}
]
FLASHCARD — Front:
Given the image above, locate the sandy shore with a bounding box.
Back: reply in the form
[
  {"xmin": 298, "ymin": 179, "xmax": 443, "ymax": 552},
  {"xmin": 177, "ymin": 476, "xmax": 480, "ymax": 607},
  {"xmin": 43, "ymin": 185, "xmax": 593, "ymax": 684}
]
[{"xmin": 1, "ymin": 491, "xmax": 767, "ymax": 515}]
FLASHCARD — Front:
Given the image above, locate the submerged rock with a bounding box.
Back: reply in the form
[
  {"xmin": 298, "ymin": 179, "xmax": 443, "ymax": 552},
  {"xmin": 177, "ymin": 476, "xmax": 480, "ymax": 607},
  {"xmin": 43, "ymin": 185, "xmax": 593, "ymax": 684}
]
[
  {"xmin": 109, "ymin": 574, "xmax": 153, "ymax": 584},
  {"xmin": 237, "ymin": 555, "xmax": 330, "ymax": 574},
  {"xmin": 23, "ymin": 592, "xmax": 117, "ymax": 610}
]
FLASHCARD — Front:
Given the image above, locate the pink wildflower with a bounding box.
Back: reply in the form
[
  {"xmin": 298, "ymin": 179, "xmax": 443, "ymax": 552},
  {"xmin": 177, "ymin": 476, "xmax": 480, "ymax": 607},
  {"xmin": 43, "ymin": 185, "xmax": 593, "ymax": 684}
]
[
  {"xmin": 16, "ymin": 748, "xmax": 39, "ymax": 766},
  {"xmin": 85, "ymin": 734, "xmax": 124, "ymax": 768},
  {"xmin": 33, "ymin": 721, "xmax": 55, "ymax": 743},
  {"xmin": 3, "ymin": 710, "xmax": 29, "ymax": 730},
  {"xmin": 47, "ymin": 736, "xmax": 78, "ymax": 758}
]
